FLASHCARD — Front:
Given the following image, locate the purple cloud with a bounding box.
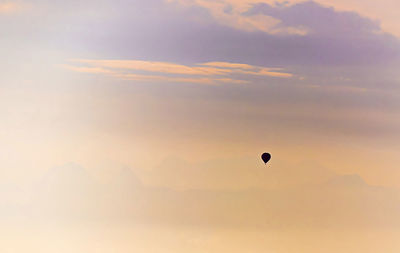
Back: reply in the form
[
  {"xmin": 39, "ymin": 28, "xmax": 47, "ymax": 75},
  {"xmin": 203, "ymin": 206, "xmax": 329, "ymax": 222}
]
[
  {"xmin": 60, "ymin": 0, "xmax": 400, "ymax": 68},
  {"xmin": 5, "ymin": 0, "xmax": 398, "ymax": 68}
]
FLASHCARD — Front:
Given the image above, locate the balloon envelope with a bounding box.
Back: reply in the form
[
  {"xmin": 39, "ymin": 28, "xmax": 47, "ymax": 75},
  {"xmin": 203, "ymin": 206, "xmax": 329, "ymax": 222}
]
[{"xmin": 261, "ymin": 153, "xmax": 271, "ymax": 164}]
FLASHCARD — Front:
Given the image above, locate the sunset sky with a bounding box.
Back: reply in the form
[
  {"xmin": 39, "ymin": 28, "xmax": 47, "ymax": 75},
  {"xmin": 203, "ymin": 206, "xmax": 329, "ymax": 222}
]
[{"xmin": 1, "ymin": 0, "xmax": 400, "ymax": 252}]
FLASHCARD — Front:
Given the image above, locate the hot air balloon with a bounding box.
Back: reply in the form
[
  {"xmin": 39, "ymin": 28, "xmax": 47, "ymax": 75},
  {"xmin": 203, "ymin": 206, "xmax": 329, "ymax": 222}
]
[{"xmin": 261, "ymin": 153, "xmax": 271, "ymax": 164}]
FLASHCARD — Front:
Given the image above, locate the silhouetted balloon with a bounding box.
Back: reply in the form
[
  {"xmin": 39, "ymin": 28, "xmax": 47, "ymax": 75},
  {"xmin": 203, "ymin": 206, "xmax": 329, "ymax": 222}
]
[{"xmin": 261, "ymin": 153, "xmax": 271, "ymax": 164}]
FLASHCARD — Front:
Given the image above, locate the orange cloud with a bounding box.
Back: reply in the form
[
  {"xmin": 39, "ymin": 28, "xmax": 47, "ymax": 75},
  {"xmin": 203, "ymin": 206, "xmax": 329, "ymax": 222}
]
[
  {"xmin": 65, "ymin": 59, "xmax": 293, "ymax": 85},
  {"xmin": 75, "ymin": 59, "xmax": 233, "ymax": 76},
  {"xmin": 63, "ymin": 65, "xmax": 115, "ymax": 74},
  {"xmin": 200, "ymin": 61, "xmax": 254, "ymax": 69},
  {"xmin": 112, "ymin": 72, "xmax": 248, "ymax": 85}
]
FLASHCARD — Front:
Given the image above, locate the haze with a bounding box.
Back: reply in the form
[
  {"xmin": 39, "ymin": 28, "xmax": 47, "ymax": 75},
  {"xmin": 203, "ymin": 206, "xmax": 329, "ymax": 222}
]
[{"xmin": 1, "ymin": 0, "xmax": 400, "ymax": 252}]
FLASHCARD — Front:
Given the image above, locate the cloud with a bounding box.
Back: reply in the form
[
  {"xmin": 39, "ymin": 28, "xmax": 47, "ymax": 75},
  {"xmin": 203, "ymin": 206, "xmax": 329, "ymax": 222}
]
[
  {"xmin": 59, "ymin": 0, "xmax": 398, "ymax": 72},
  {"xmin": 244, "ymin": 1, "xmax": 381, "ymax": 37},
  {"xmin": 72, "ymin": 59, "xmax": 234, "ymax": 75},
  {"xmin": 168, "ymin": 0, "xmax": 309, "ymax": 35},
  {"xmin": 171, "ymin": 0, "xmax": 400, "ymax": 37},
  {"xmin": 240, "ymin": 1, "xmax": 400, "ymax": 66},
  {"xmin": 65, "ymin": 59, "xmax": 293, "ymax": 85},
  {"xmin": 200, "ymin": 61, "xmax": 254, "ymax": 69},
  {"xmin": 4, "ymin": 0, "xmax": 399, "ymax": 70}
]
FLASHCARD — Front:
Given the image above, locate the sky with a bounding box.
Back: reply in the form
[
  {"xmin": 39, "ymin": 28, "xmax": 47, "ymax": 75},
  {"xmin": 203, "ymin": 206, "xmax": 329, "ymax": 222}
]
[{"xmin": 1, "ymin": 0, "xmax": 400, "ymax": 252}]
